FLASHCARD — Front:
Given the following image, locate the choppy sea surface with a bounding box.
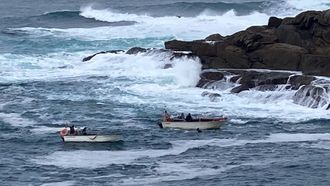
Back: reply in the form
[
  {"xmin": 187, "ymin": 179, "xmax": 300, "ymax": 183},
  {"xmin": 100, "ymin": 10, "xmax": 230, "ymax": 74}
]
[{"xmin": 1, "ymin": 0, "xmax": 330, "ymax": 185}]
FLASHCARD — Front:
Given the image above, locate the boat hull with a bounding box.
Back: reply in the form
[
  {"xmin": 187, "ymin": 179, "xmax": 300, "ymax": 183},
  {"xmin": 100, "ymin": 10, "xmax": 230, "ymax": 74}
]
[
  {"xmin": 62, "ymin": 135, "xmax": 121, "ymax": 142},
  {"xmin": 161, "ymin": 121, "xmax": 224, "ymax": 130}
]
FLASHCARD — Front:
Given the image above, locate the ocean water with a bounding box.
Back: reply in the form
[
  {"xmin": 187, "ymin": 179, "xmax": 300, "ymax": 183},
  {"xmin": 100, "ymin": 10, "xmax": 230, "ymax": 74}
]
[{"xmin": 0, "ymin": 0, "xmax": 330, "ymax": 185}]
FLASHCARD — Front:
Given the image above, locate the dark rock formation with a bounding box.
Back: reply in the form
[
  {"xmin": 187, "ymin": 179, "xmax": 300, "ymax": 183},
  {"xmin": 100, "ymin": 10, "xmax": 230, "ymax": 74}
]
[
  {"xmin": 165, "ymin": 9, "xmax": 330, "ymax": 76},
  {"xmin": 268, "ymin": 17, "xmax": 282, "ymax": 28},
  {"xmin": 163, "ymin": 64, "xmax": 173, "ymax": 69},
  {"xmin": 126, "ymin": 47, "xmax": 147, "ymax": 54},
  {"xmin": 254, "ymin": 84, "xmax": 279, "ymax": 91},
  {"xmin": 230, "ymin": 84, "xmax": 251, "ymax": 93},
  {"xmin": 227, "ymin": 70, "xmax": 292, "ymax": 93},
  {"xmin": 196, "ymin": 71, "xmax": 224, "ymax": 88},
  {"xmin": 205, "ymin": 34, "xmax": 224, "ymax": 41},
  {"xmin": 201, "ymin": 91, "xmax": 221, "ymax": 102},
  {"xmin": 82, "ymin": 50, "xmax": 124, "ymax": 62},
  {"xmin": 288, "ymin": 75, "xmax": 316, "ymax": 90},
  {"xmin": 293, "ymin": 85, "xmax": 329, "ymax": 108},
  {"xmin": 301, "ymin": 55, "xmax": 330, "ymax": 76},
  {"xmin": 249, "ymin": 43, "xmax": 307, "ymax": 70}
]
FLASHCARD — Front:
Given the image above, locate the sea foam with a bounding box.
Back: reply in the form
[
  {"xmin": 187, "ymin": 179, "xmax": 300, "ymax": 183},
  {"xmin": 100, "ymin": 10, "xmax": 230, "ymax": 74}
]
[{"xmin": 32, "ymin": 133, "xmax": 330, "ymax": 169}]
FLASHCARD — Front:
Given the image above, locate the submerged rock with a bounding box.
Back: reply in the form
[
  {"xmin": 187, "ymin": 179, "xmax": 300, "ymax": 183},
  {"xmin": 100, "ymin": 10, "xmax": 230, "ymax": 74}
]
[
  {"xmin": 230, "ymin": 84, "xmax": 251, "ymax": 93},
  {"xmin": 82, "ymin": 50, "xmax": 124, "ymax": 62},
  {"xmin": 287, "ymin": 75, "xmax": 316, "ymax": 90},
  {"xmin": 293, "ymin": 85, "xmax": 329, "ymax": 108},
  {"xmin": 126, "ymin": 47, "xmax": 147, "ymax": 55},
  {"xmin": 201, "ymin": 91, "xmax": 221, "ymax": 102},
  {"xmin": 228, "ymin": 70, "xmax": 292, "ymax": 93},
  {"xmin": 196, "ymin": 71, "xmax": 225, "ymax": 88}
]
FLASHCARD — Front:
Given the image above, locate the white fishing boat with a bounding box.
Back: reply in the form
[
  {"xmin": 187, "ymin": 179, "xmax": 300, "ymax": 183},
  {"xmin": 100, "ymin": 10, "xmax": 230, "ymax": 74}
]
[
  {"xmin": 59, "ymin": 127, "xmax": 121, "ymax": 142},
  {"xmin": 159, "ymin": 118, "xmax": 227, "ymax": 130}
]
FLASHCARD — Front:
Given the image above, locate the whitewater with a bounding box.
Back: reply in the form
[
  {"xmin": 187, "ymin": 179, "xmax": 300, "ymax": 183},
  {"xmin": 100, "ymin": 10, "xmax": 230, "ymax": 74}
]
[{"xmin": 0, "ymin": 0, "xmax": 330, "ymax": 185}]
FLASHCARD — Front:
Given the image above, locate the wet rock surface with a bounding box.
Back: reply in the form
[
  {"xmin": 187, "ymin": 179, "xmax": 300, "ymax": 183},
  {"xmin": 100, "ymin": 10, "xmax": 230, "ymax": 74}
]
[{"xmin": 165, "ymin": 9, "xmax": 330, "ymax": 76}]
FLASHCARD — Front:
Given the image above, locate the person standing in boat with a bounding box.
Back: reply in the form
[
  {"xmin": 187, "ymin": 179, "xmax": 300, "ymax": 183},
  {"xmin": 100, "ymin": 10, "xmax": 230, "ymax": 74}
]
[
  {"xmin": 164, "ymin": 111, "xmax": 171, "ymax": 121},
  {"xmin": 178, "ymin": 113, "xmax": 185, "ymax": 120},
  {"xmin": 69, "ymin": 125, "xmax": 75, "ymax": 135},
  {"xmin": 185, "ymin": 113, "xmax": 193, "ymax": 122},
  {"xmin": 82, "ymin": 127, "xmax": 87, "ymax": 135}
]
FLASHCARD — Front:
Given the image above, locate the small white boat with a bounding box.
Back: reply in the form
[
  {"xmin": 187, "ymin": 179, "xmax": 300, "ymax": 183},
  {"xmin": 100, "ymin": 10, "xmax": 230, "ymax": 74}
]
[
  {"xmin": 59, "ymin": 127, "xmax": 121, "ymax": 143},
  {"xmin": 159, "ymin": 118, "xmax": 227, "ymax": 130},
  {"xmin": 61, "ymin": 134, "xmax": 121, "ymax": 143}
]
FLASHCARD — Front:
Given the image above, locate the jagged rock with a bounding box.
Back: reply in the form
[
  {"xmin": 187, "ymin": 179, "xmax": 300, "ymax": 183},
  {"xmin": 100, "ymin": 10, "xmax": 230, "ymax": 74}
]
[
  {"xmin": 254, "ymin": 84, "xmax": 278, "ymax": 91},
  {"xmin": 318, "ymin": 9, "xmax": 330, "ymax": 26},
  {"xmin": 229, "ymin": 75, "xmax": 240, "ymax": 83},
  {"xmin": 201, "ymin": 91, "xmax": 221, "ymax": 102},
  {"xmin": 165, "ymin": 40, "xmax": 194, "ymax": 51},
  {"xmin": 275, "ymin": 25, "xmax": 306, "ymax": 47},
  {"xmin": 170, "ymin": 52, "xmax": 196, "ymax": 60},
  {"xmin": 205, "ymin": 34, "xmax": 224, "ymax": 41},
  {"xmin": 227, "ymin": 70, "xmax": 292, "ymax": 93},
  {"xmin": 196, "ymin": 71, "xmax": 224, "ymax": 88},
  {"xmin": 301, "ymin": 55, "xmax": 330, "ymax": 76},
  {"xmin": 230, "ymin": 84, "xmax": 251, "ymax": 93},
  {"xmin": 268, "ymin": 17, "xmax": 282, "ymax": 28},
  {"xmin": 209, "ymin": 93, "xmax": 221, "ymax": 102},
  {"xmin": 200, "ymin": 71, "xmax": 224, "ymax": 81},
  {"xmin": 288, "ymin": 75, "xmax": 316, "ymax": 90},
  {"xmin": 249, "ymin": 43, "xmax": 308, "ymax": 70},
  {"xmin": 82, "ymin": 50, "xmax": 124, "ymax": 62},
  {"xmin": 164, "ymin": 9, "xmax": 330, "ymax": 76},
  {"xmin": 230, "ymin": 70, "xmax": 292, "ymax": 86},
  {"xmin": 294, "ymin": 11, "xmax": 321, "ymax": 29},
  {"xmin": 163, "ymin": 64, "xmax": 173, "ymax": 69},
  {"xmin": 228, "ymin": 26, "xmax": 278, "ymax": 52},
  {"xmin": 199, "ymin": 56, "xmax": 231, "ymax": 69},
  {"xmin": 126, "ymin": 47, "xmax": 147, "ymax": 54},
  {"xmin": 218, "ymin": 45, "xmax": 250, "ymax": 68},
  {"xmin": 293, "ymin": 85, "xmax": 329, "ymax": 108}
]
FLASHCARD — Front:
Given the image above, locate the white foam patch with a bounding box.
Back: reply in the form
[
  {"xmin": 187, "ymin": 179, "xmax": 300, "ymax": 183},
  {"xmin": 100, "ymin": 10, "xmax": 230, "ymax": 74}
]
[
  {"xmin": 229, "ymin": 119, "xmax": 249, "ymax": 124},
  {"xmin": 0, "ymin": 52, "xmax": 86, "ymax": 82},
  {"xmin": 41, "ymin": 181, "xmax": 76, "ymax": 186},
  {"xmin": 0, "ymin": 113, "xmax": 36, "ymax": 127},
  {"xmin": 33, "ymin": 133, "xmax": 330, "ymax": 169},
  {"xmin": 32, "ymin": 138, "xmax": 208, "ymax": 169},
  {"xmin": 173, "ymin": 133, "xmax": 330, "ymax": 148},
  {"xmin": 30, "ymin": 126, "xmax": 62, "ymax": 134},
  {"xmin": 311, "ymin": 141, "xmax": 330, "ymax": 150},
  {"xmin": 120, "ymin": 162, "xmax": 235, "ymax": 185},
  {"xmin": 16, "ymin": 8, "xmax": 269, "ymax": 41}
]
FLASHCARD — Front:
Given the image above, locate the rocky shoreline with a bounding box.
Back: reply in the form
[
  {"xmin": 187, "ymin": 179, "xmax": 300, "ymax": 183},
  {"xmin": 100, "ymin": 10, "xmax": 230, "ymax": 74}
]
[{"xmin": 83, "ymin": 9, "xmax": 330, "ymax": 109}]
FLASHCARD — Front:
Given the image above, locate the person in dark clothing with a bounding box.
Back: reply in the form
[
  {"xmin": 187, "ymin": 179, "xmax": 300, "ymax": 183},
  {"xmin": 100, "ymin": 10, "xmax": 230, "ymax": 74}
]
[
  {"xmin": 82, "ymin": 127, "xmax": 87, "ymax": 135},
  {"xmin": 178, "ymin": 113, "xmax": 185, "ymax": 119},
  {"xmin": 69, "ymin": 125, "xmax": 75, "ymax": 135},
  {"xmin": 185, "ymin": 113, "xmax": 193, "ymax": 122}
]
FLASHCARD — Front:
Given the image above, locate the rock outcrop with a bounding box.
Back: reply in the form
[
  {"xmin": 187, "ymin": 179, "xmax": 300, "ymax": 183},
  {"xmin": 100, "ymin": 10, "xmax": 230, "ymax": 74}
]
[
  {"xmin": 82, "ymin": 50, "xmax": 124, "ymax": 62},
  {"xmin": 165, "ymin": 9, "xmax": 330, "ymax": 76}
]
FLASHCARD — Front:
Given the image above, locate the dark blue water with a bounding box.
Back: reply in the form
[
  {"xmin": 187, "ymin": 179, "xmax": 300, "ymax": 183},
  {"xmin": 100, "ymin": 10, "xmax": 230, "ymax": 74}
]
[{"xmin": 0, "ymin": 0, "xmax": 330, "ymax": 185}]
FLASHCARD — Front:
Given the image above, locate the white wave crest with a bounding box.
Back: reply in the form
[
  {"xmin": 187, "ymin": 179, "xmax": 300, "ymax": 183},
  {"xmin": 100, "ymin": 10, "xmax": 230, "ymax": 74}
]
[
  {"xmin": 0, "ymin": 113, "xmax": 36, "ymax": 127},
  {"xmin": 285, "ymin": 0, "xmax": 330, "ymax": 12},
  {"xmin": 16, "ymin": 8, "xmax": 269, "ymax": 41}
]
